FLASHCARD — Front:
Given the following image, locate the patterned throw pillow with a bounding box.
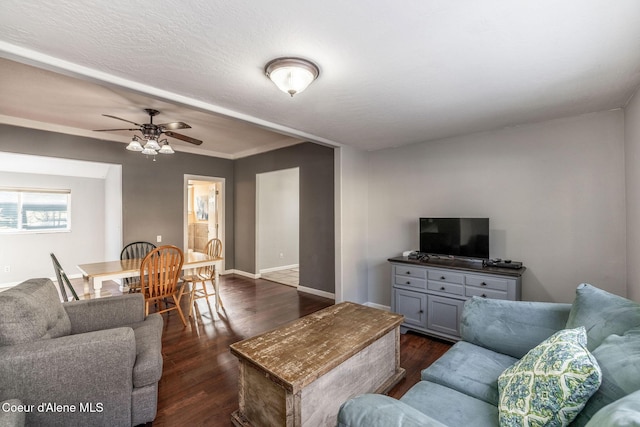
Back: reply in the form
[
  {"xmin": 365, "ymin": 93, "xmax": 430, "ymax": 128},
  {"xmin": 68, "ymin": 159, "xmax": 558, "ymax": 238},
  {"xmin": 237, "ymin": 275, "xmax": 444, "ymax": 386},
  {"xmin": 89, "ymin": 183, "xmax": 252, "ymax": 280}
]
[{"xmin": 498, "ymin": 327, "xmax": 602, "ymax": 427}]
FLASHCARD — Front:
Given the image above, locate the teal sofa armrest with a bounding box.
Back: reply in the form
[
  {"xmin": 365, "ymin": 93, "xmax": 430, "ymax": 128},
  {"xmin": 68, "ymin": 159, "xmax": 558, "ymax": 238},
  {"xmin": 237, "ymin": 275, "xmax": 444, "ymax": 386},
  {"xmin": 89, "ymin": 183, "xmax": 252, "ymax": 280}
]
[
  {"xmin": 64, "ymin": 293, "xmax": 145, "ymax": 334},
  {"xmin": 337, "ymin": 394, "xmax": 447, "ymax": 427},
  {"xmin": 461, "ymin": 297, "xmax": 572, "ymax": 358}
]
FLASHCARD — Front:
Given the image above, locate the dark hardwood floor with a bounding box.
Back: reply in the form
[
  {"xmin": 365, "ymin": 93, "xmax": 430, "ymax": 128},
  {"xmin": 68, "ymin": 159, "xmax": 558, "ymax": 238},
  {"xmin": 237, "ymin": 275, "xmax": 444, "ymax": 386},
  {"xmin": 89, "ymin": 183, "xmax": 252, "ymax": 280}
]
[{"xmin": 76, "ymin": 275, "xmax": 451, "ymax": 426}]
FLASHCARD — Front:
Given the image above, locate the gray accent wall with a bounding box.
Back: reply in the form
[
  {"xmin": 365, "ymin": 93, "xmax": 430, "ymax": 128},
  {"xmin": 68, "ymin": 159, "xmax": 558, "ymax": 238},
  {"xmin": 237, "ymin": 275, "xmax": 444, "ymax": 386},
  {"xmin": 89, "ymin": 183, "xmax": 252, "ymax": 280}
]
[
  {"xmin": 235, "ymin": 143, "xmax": 335, "ymax": 293},
  {"xmin": 0, "ymin": 124, "xmax": 235, "ymax": 269}
]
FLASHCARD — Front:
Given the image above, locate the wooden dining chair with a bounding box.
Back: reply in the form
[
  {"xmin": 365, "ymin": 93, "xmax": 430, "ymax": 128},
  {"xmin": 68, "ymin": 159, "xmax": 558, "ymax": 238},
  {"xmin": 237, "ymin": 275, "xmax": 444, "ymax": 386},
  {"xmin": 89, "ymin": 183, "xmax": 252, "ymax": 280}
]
[
  {"xmin": 120, "ymin": 241, "xmax": 156, "ymax": 292},
  {"xmin": 140, "ymin": 245, "xmax": 187, "ymax": 326},
  {"xmin": 182, "ymin": 238, "xmax": 223, "ymax": 316},
  {"xmin": 50, "ymin": 253, "xmax": 80, "ymax": 302}
]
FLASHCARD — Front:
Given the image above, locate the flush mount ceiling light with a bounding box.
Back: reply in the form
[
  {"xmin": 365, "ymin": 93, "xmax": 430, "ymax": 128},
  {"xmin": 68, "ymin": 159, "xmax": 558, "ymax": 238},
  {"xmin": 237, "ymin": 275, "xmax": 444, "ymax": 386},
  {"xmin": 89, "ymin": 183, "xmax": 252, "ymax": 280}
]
[{"xmin": 265, "ymin": 57, "xmax": 320, "ymax": 97}]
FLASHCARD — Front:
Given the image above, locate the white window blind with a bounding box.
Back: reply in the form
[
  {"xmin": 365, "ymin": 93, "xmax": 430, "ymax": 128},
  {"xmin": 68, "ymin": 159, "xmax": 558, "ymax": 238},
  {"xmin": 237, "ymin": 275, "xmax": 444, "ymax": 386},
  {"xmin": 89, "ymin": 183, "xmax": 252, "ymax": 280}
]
[{"xmin": 0, "ymin": 188, "xmax": 71, "ymax": 232}]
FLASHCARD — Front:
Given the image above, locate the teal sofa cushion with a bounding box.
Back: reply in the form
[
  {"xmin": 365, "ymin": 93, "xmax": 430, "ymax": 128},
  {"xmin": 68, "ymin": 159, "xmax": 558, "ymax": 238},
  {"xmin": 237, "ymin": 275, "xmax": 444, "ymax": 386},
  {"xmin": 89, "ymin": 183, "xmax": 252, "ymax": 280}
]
[
  {"xmin": 400, "ymin": 381, "xmax": 499, "ymax": 427},
  {"xmin": 337, "ymin": 393, "xmax": 447, "ymax": 427},
  {"xmin": 584, "ymin": 389, "xmax": 640, "ymax": 427},
  {"xmin": 566, "ymin": 284, "xmax": 640, "ymax": 351},
  {"xmin": 572, "ymin": 326, "xmax": 640, "ymax": 426},
  {"xmin": 498, "ymin": 327, "xmax": 602, "ymax": 427},
  {"xmin": 421, "ymin": 341, "xmax": 518, "ymax": 405}
]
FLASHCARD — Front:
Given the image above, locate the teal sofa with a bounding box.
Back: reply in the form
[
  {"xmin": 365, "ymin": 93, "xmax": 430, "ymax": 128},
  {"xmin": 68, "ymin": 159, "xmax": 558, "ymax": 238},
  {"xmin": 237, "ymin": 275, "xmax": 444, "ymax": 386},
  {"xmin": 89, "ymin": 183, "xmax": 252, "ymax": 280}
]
[{"xmin": 338, "ymin": 284, "xmax": 640, "ymax": 427}]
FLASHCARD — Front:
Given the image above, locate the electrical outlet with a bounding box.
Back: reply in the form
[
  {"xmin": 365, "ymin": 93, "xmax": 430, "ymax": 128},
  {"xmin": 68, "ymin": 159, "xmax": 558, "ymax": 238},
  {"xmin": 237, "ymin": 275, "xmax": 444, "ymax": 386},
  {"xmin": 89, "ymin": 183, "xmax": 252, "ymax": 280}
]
[
  {"xmin": 156, "ymin": 235, "xmax": 162, "ymax": 243},
  {"xmin": 3, "ymin": 265, "xmax": 10, "ymax": 273}
]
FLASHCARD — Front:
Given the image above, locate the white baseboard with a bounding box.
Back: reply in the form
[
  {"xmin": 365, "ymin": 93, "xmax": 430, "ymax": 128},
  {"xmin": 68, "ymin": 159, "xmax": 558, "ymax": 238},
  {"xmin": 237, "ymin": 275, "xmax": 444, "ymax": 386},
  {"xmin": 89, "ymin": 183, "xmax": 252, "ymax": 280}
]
[
  {"xmin": 221, "ymin": 271, "xmax": 335, "ymax": 300},
  {"xmin": 227, "ymin": 269, "xmax": 261, "ymax": 279},
  {"xmin": 297, "ymin": 285, "xmax": 335, "ymax": 300},
  {"xmin": 259, "ymin": 264, "xmax": 299, "ymax": 274},
  {"xmin": 364, "ymin": 302, "xmax": 391, "ymax": 311}
]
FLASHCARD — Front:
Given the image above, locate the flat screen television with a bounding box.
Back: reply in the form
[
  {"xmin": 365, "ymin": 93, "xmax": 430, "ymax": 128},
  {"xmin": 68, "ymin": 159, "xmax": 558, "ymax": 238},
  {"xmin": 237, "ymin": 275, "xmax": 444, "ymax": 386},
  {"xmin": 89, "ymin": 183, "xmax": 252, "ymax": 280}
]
[{"xmin": 419, "ymin": 217, "xmax": 489, "ymax": 259}]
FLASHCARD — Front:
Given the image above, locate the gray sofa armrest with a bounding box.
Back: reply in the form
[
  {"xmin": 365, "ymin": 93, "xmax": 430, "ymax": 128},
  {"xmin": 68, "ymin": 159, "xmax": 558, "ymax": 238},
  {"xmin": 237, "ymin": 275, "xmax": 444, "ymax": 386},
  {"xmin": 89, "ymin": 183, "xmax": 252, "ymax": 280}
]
[
  {"xmin": 460, "ymin": 297, "xmax": 572, "ymax": 358},
  {"xmin": 64, "ymin": 293, "xmax": 145, "ymax": 334},
  {"xmin": 0, "ymin": 328, "xmax": 136, "ymax": 426},
  {"xmin": 0, "ymin": 399, "xmax": 25, "ymax": 427},
  {"xmin": 338, "ymin": 394, "xmax": 447, "ymax": 427}
]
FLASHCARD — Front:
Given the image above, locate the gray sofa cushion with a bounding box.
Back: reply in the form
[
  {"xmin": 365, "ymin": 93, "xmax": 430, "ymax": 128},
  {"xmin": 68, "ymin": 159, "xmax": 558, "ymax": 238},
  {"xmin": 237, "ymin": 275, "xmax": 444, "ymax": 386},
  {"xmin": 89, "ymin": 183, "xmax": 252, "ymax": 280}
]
[
  {"xmin": 130, "ymin": 313, "xmax": 164, "ymax": 388},
  {"xmin": 566, "ymin": 283, "xmax": 640, "ymax": 351},
  {"xmin": 0, "ymin": 279, "xmax": 70, "ymax": 346},
  {"xmin": 421, "ymin": 341, "xmax": 518, "ymax": 406},
  {"xmin": 400, "ymin": 381, "xmax": 499, "ymax": 427},
  {"xmin": 0, "ymin": 399, "xmax": 26, "ymax": 427}
]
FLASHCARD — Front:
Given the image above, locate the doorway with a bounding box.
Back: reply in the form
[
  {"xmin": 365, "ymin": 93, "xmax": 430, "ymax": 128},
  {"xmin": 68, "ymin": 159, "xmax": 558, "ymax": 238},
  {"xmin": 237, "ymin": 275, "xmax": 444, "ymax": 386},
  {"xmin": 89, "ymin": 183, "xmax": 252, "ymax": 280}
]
[
  {"xmin": 256, "ymin": 168, "xmax": 299, "ymax": 287},
  {"xmin": 184, "ymin": 175, "xmax": 225, "ymax": 270}
]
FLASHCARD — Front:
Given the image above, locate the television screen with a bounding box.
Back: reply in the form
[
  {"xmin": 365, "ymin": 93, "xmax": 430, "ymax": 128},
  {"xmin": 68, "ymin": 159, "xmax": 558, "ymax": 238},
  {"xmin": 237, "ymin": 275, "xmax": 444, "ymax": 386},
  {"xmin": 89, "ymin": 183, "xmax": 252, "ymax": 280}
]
[{"xmin": 419, "ymin": 218, "xmax": 489, "ymax": 259}]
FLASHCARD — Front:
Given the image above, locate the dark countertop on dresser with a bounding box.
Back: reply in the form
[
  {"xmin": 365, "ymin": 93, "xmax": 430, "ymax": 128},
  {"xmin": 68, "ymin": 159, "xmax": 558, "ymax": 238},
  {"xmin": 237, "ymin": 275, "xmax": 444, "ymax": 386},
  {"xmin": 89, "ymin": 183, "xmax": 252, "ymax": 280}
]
[{"xmin": 389, "ymin": 256, "xmax": 526, "ymax": 277}]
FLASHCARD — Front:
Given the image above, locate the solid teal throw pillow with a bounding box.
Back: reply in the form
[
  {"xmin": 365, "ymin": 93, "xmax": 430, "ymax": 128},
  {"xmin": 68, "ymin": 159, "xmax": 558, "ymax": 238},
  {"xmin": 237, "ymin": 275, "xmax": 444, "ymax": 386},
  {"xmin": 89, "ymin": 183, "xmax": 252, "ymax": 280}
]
[
  {"xmin": 566, "ymin": 283, "xmax": 640, "ymax": 351},
  {"xmin": 498, "ymin": 327, "xmax": 602, "ymax": 427},
  {"xmin": 572, "ymin": 326, "xmax": 640, "ymax": 426},
  {"xmin": 584, "ymin": 389, "xmax": 640, "ymax": 427}
]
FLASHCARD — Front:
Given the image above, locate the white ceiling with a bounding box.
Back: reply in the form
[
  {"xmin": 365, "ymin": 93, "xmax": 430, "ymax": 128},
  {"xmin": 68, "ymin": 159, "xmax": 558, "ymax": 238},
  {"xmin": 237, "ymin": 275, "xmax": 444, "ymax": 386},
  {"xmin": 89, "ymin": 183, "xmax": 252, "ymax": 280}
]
[{"xmin": 0, "ymin": 1, "xmax": 639, "ymax": 156}]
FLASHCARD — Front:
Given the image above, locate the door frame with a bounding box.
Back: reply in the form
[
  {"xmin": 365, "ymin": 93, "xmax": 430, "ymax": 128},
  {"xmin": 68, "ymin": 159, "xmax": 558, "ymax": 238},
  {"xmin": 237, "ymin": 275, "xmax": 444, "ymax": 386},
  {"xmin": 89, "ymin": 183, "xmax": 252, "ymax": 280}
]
[{"xmin": 184, "ymin": 174, "xmax": 226, "ymax": 272}]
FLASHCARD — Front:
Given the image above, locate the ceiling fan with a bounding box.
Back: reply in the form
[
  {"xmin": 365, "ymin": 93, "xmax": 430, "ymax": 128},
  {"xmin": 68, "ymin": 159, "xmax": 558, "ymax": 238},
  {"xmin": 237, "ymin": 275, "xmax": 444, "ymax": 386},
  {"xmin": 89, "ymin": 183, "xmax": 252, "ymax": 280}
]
[{"xmin": 94, "ymin": 108, "xmax": 203, "ymax": 148}]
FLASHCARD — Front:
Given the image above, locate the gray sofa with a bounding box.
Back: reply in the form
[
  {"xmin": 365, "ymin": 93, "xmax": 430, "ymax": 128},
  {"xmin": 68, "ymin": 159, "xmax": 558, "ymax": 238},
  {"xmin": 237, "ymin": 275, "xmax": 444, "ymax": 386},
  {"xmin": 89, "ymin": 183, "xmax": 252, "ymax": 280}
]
[
  {"xmin": 0, "ymin": 278, "xmax": 163, "ymax": 427},
  {"xmin": 338, "ymin": 284, "xmax": 640, "ymax": 427}
]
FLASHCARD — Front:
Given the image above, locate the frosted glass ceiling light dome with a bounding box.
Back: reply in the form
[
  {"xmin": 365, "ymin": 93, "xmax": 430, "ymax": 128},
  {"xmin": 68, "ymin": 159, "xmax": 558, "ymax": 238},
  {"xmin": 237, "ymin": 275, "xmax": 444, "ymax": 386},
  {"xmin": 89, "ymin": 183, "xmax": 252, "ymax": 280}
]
[
  {"xmin": 144, "ymin": 138, "xmax": 161, "ymax": 151},
  {"xmin": 265, "ymin": 57, "xmax": 319, "ymax": 97},
  {"xmin": 158, "ymin": 139, "xmax": 175, "ymax": 154},
  {"xmin": 126, "ymin": 136, "xmax": 144, "ymax": 152}
]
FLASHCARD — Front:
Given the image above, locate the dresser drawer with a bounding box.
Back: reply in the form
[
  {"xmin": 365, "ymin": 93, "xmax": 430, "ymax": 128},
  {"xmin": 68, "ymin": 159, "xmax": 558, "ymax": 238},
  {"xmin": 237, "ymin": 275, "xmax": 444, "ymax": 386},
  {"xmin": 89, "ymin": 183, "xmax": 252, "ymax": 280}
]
[
  {"xmin": 394, "ymin": 275, "xmax": 427, "ymax": 290},
  {"xmin": 428, "ymin": 270, "xmax": 464, "ymax": 285},
  {"xmin": 466, "ymin": 286, "xmax": 508, "ymax": 300},
  {"xmin": 427, "ymin": 280, "xmax": 464, "ymax": 296},
  {"xmin": 394, "ymin": 265, "xmax": 427, "ymax": 279},
  {"xmin": 466, "ymin": 274, "xmax": 509, "ymax": 292}
]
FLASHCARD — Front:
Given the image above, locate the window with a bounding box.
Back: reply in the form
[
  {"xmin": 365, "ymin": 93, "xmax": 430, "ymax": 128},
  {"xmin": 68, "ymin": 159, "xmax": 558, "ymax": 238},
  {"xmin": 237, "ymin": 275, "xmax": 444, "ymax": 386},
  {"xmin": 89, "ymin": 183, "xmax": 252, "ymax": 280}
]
[{"xmin": 0, "ymin": 188, "xmax": 71, "ymax": 232}]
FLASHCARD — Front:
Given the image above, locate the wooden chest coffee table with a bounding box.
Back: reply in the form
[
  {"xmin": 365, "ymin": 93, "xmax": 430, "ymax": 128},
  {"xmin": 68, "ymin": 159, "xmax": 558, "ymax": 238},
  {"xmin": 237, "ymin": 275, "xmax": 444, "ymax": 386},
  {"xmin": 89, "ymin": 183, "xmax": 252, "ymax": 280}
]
[{"xmin": 229, "ymin": 302, "xmax": 405, "ymax": 427}]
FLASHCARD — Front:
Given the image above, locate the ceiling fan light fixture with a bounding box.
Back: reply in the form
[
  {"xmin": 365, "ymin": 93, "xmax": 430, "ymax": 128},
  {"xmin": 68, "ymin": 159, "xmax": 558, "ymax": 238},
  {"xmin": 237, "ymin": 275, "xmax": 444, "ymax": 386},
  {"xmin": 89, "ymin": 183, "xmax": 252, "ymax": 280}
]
[
  {"xmin": 126, "ymin": 136, "xmax": 144, "ymax": 151},
  {"xmin": 158, "ymin": 139, "xmax": 175, "ymax": 154},
  {"xmin": 144, "ymin": 138, "xmax": 161, "ymax": 151},
  {"xmin": 265, "ymin": 57, "xmax": 319, "ymax": 97},
  {"xmin": 96, "ymin": 109, "xmax": 203, "ymax": 159}
]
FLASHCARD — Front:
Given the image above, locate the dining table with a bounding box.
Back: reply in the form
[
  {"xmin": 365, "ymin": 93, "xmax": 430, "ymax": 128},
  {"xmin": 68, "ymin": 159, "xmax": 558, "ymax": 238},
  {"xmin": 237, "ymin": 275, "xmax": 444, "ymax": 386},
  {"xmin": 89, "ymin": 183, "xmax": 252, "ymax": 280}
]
[{"xmin": 77, "ymin": 251, "xmax": 223, "ymax": 306}]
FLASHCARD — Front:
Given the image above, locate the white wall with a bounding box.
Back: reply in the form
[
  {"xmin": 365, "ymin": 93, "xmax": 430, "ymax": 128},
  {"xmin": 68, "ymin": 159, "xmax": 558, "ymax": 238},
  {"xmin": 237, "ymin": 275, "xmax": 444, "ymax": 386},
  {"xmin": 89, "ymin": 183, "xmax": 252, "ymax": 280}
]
[
  {"xmin": 257, "ymin": 168, "xmax": 299, "ymax": 271},
  {"xmin": 335, "ymin": 146, "xmax": 369, "ymax": 304},
  {"xmin": 366, "ymin": 110, "xmax": 626, "ymax": 305},
  {"xmin": 625, "ymin": 87, "xmax": 640, "ymax": 302},
  {"xmin": 0, "ymin": 171, "xmax": 106, "ymax": 285}
]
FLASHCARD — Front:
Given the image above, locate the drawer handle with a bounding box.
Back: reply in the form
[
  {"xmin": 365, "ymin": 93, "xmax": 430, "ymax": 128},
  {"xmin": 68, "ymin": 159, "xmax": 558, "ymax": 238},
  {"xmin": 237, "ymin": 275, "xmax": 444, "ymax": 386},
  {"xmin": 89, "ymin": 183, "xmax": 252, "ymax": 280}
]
[
  {"xmin": 481, "ymin": 282, "xmax": 487, "ymax": 286},
  {"xmin": 440, "ymin": 286, "xmax": 445, "ymax": 291},
  {"xmin": 440, "ymin": 276, "xmax": 446, "ymax": 280},
  {"xmin": 406, "ymin": 271, "xmax": 411, "ymax": 275},
  {"xmin": 481, "ymin": 294, "xmax": 487, "ymax": 298},
  {"xmin": 406, "ymin": 281, "xmax": 411, "ymax": 285},
  {"xmin": 419, "ymin": 309, "xmax": 424, "ymax": 313}
]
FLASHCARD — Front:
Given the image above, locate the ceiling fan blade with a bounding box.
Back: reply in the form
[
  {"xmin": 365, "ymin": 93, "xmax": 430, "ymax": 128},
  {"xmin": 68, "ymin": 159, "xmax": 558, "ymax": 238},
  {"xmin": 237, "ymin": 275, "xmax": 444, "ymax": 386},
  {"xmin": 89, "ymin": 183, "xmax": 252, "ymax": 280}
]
[
  {"xmin": 164, "ymin": 131, "xmax": 203, "ymax": 145},
  {"xmin": 102, "ymin": 114, "xmax": 142, "ymax": 127},
  {"xmin": 158, "ymin": 121, "xmax": 191, "ymax": 130},
  {"xmin": 93, "ymin": 128, "xmax": 139, "ymax": 132}
]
